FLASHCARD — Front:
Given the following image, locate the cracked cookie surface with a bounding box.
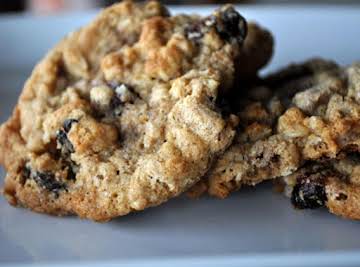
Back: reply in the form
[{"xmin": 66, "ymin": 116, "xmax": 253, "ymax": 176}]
[
  {"xmin": 0, "ymin": 1, "xmax": 261, "ymax": 221},
  {"xmin": 189, "ymin": 58, "xmax": 360, "ymax": 220}
]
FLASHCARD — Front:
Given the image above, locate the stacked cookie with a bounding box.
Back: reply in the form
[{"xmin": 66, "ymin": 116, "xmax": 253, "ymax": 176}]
[
  {"xmin": 0, "ymin": 1, "xmax": 358, "ymax": 221},
  {"xmin": 191, "ymin": 59, "xmax": 360, "ymax": 220}
]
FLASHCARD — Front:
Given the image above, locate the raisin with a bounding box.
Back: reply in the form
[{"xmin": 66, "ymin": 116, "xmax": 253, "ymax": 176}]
[
  {"xmin": 270, "ymin": 154, "xmax": 280, "ymax": 163},
  {"xmin": 336, "ymin": 193, "xmax": 348, "ymax": 201},
  {"xmin": 20, "ymin": 165, "xmax": 31, "ymax": 185},
  {"xmin": 32, "ymin": 171, "xmax": 67, "ymax": 197},
  {"xmin": 216, "ymin": 6, "xmax": 247, "ymax": 43},
  {"xmin": 56, "ymin": 130, "xmax": 75, "ymax": 154},
  {"xmin": 347, "ymin": 151, "xmax": 360, "ymax": 163},
  {"xmin": 67, "ymin": 166, "xmax": 76, "ymax": 181},
  {"xmin": 291, "ymin": 178, "xmax": 327, "ymax": 209},
  {"xmin": 21, "ymin": 164, "xmax": 68, "ymax": 197},
  {"xmin": 23, "ymin": 165, "xmax": 30, "ymax": 178},
  {"xmin": 56, "ymin": 119, "xmax": 78, "ymax": 155},
  {"xmin": 185, "ymin": 7, "xmax": 246, "ymax": 44},
  {"xmin": 65, "ymin": 160, "xmax": 78, "ymax": 181},
  {"xmin": 63, "ymin": 119, "xmax": 78, "ymax": 133}
]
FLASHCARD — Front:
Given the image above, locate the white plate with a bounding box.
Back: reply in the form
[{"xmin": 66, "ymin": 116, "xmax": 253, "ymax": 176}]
[{"xmin": 1, "ymin": 5, "xmax": 360, "ymax": 267}]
